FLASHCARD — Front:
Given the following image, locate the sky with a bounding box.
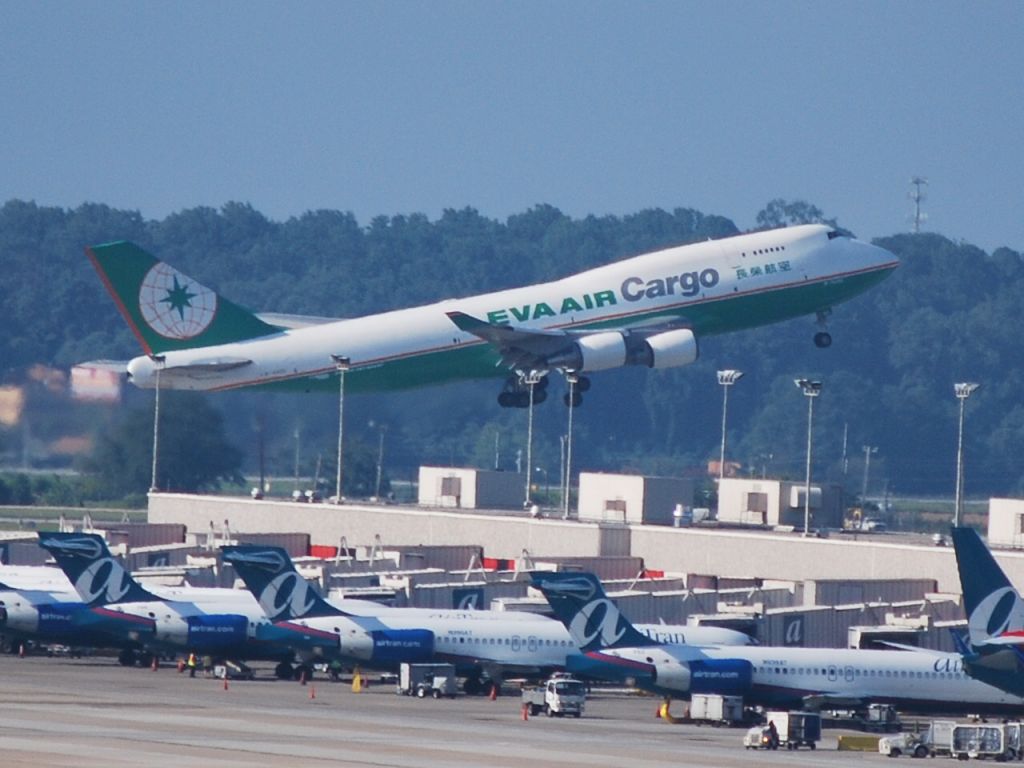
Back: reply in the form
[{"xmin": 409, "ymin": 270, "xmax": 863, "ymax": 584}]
[{"xmin": 2, "ymin": 1, "xmax": 1022, "ymax": 253}]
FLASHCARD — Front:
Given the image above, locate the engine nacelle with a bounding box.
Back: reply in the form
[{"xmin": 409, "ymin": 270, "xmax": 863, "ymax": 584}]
[
  {"xmin": 184, "ymin": 614, "xmax": 248, "ymax": 651},
  {"xmin": 548, "ymin": 332, "xmax": 628, "ymax": 372},
  {"xmin": 0, "ymin": 599, "xmax": 39, "ymax": 634},
  {"xmin": 35, "ymin": 603, "xmax": 80, "ymax": 636},
  {"xmin": 651, "ymin": 655, "xmax": 752, "ymax": 695},
  {"xmin": 368, "ymin": 629, "xmax": 435, "ymax": 665},
  {"xmin": 640, "ymin": 329, "xmax": 699, "ymax": 369}
]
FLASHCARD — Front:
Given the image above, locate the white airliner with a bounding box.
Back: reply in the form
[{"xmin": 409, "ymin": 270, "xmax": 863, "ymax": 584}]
[
  {"xmin": 37, "ymin": 532, "xmax": 330, "ymax": 670},
  {"xmin": 533, "ymin": 571, "xmax": 1024, "ymax": 715},
  {"xmin": 222, "ymin": 545, "xmax": 753, "ymax": 691},
  {"xmin": 83, "ymin": 224, "xmax": 897, "ymax": 405}
]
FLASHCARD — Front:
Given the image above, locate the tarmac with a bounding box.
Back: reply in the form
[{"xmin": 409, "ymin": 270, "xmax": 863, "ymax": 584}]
[{"xmin": 0, "ymin": 655, "xmax": 890, "ymax": 767}]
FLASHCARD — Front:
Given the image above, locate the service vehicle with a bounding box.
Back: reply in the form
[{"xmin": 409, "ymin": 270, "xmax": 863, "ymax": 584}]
[
  {"xmin": 951, "ymin": 723, "xmax": 1015, "ymax": 761},
  {"xmin": 744, "ymin": 725, "xmax": 779, "ymax": 750},
  {"xmin": 690, "ymin": 694, "xmax": 744, "ymax": 725},
  {"xmin": 396, "ymin": 663, "xmax": 457, "ymax": 699},
  {"xmin": 521, "ymin": 675, "xmax": 586, "ymax": 718},
  {"xmin": 878, "ymin": 732, "xmax": 929, "ymax": 758},
  {"xmin": 764, "ymin": 710, "xmax": 821, "ymax": 750}
]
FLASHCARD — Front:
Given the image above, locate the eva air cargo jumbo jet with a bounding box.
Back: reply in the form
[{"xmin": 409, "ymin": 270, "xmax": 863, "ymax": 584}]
[{"xmin": 83, "ymin": 224, "xmax": 898, "ymax": 405}]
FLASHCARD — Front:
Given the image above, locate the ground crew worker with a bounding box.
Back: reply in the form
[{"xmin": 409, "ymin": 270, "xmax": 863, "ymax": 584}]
[{"xmin": 187, "ymin": 652, "xmax": 198, "ymax": 678}]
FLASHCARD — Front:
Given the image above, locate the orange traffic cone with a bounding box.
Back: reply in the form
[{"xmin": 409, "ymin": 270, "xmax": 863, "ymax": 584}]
[
  {"xmin": 310, "ymin": 684, "xmax": 316, "ymax": 700},
  {"xmin": 151, "ymin": 655, "xmax": 159, "ymax": 672},
  {"xmin": 177, "ymin": 659, "xmax": 185, "ymax": 674},
  {"xmin": 223, "ymin": 676, "xmax": 229, "ymax": 691},
  {"xmin": 489, "ymin": 683, "xmax": 498, "ymax": 701},
  {"xmin": 521, "ymin": 703, "xmax": 529, "ymax": 721}
]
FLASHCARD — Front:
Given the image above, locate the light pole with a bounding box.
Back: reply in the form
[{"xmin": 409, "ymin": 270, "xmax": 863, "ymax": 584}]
[
  {"xmin": 717, "ymin": 370, "xmax": 744, "ymax": 479},
  {"xmin": 794, "ymin": 378, "xmax": 823, "ymax": 537},
  {"xmin": 521, "ymin": 370, "xmax": 545, "ymax": 507},
  {"xmin": 954, "ymin": 382, "xmax": 980, "ymax": 527},
  {"xmin": 373, "ymin": 422, "xmax": 387, "ymax": 500},
  {"xmin": 331, "ymin": 355, "xmax": 351, "ymax": 504},
  {"xmin": 149, "ymin": 354, "xmax": 166, "ymax": 492},
  {"xmin": 563, "ymin": 372, "xmax": 579, "ymax": 520},
  {"xmin": 861, "ymin": 445, "xmax": 878, "ymax": 508}
]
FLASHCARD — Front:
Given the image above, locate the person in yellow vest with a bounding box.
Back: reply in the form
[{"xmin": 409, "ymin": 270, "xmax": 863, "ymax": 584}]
[{"xmin": 187, "ymin": 652, "xmax": 198, "ymax": 678}]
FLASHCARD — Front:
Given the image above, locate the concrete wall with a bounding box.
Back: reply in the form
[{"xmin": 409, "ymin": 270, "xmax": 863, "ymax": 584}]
[{"xmin": 148, "ymin": 493, "xmax": 1024, "ymax": 594}]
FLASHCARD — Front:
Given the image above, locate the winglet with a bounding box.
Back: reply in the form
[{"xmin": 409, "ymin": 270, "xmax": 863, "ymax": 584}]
[{"xmin": 445, "ymin": 310, "xmax": 490, "ymax": 333}]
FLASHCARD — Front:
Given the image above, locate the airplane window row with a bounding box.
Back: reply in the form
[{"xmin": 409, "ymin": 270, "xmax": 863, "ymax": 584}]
[
  {"xmin": 756, "ymin": 666, "xmax": 964, "ymax": 680},
  {"xmin": 742, "ymin": 246, "xmax": 786, "ymax": 257},
  {"xmin": 438, "ymin": 636, "xmax": 574, "ymax": 647}
]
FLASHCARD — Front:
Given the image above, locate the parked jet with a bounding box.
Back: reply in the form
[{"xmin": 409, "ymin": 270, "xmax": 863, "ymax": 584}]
[
  {"xmin": 0, "ymin": 578, "xmax": 154, "ymax": 656},
  {"xmin": 532, "ymin": 571, "xmax": 1024, "ymax": 714},
  {"xmin": 222, "ymin": 545, "xmax": 753, "ymax": 692},
  {"xmin": 37, "ymin": 532, "xmax": 331, "ymax": 670},
  {"xmin": 950, "ymin": 526, "xmax": 1024, "ymax": 696},
  {"xmin": 82, "ymin": 225, "xmax": 897, "ymax": 405}
]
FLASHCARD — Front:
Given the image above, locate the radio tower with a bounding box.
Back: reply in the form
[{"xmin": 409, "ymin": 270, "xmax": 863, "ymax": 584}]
[{"xmin": 909, "ymin": 176, "xmax": 928, "ymax": 233}]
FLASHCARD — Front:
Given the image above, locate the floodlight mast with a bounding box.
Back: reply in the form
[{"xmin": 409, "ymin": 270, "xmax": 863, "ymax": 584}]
[
  {"xmin": 794, "ymin": 378, "xmax": 823, "ymax": 537},
  {"xmin": 953, "ymin": 382, "xmax": 980, "ymax": 527},
  {"xmin": 717, "ymin": 370, "xmax": 744, "ymax": 481}
]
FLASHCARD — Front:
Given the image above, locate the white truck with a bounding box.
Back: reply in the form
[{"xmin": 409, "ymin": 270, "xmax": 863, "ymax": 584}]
[
  {"xmin": 396, "ymin": 663, "xmax": 457, "ymax": 699},
  {"xmin": 763, "ymin": 710, "xmax": 821, "ymax": 750},
  {"xmin": 690, "ymin": 694, "xmax": 744, "ymax": 725},
  {"xmin": 878, "ymin": 732, "xmax": 930, "ymax": 758},
  {"xmin": 521, "ymin": 675, "xmax": 586, "ymax": 718}
]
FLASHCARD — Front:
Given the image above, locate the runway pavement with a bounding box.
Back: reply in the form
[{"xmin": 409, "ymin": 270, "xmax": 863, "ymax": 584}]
[{"xmin": 0, "ymin": 655, "xmax": 885, "ymax": 767}]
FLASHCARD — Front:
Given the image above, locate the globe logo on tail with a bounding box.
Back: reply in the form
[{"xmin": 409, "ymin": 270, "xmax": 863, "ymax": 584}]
[{"xmin": 138, "ymin": 263, "xmax": 217, "ymax": 339}]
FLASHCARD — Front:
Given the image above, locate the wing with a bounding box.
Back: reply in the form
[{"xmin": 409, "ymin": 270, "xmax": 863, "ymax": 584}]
[{"xmin": 446, "ymin": 311, "xmax": 570, "ymax": 369}]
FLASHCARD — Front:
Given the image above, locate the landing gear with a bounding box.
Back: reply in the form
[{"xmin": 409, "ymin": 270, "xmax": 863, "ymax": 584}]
[
  {"xmin": 118, "ymin": 648, "xmax": 138, "ymax": 667},
  {"xmin": 275, "ymin": 661, "xmax": 295, "ymax": 680},
  {"xmin": 813, "ymin": 309, "xmax": 833, "ymax": 348},
  {"xmin": 497, "ymin": 374, "xmax": 549, "ymax": 408},
  {"xmin": 562, "ymin": 375, "xmax": 589, "ymax": 407},
  {"xmin": 463, "ymin": 676, "xmax": 483, "ymax": 695}
]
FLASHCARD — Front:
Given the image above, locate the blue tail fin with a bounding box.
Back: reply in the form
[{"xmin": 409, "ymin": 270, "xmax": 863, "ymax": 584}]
[
  {"xmin": 36, "ymin": 532, "xmax": 157, "ymax": 607},
  {"xmin": 221, "ymin": 545, "xmax": 341, "ymax": 621},
  {"xmin": 951, "ymin": 526, "xmax": 1024, "ymax": 649},
  {"xmin": 529, "ymin": 571, "xmax": 657, "ymax": 653}
]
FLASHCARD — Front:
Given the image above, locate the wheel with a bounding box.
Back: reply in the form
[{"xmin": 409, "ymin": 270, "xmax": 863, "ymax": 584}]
[
  {"xmin": 117, "ymin": 649, "xmax": 137, "ymax": 667},
  {"xmin": 545, "ymin": 705, "xmax": 554, "ymax": 717},
  {"xmin": 809, "ymin": 742, "xmax": 816, "ymax": 751},
  {"xmin": 432, "ymin": 689, "xmax": 441, "ymax": 699},
  {"xmin": 913, "ymin": 745, "xmax": 929, "ymax": 758},
  {"xmin": 463, "ymin": 677, "xmax": 481, "ymax": 695},
  {"xmin": 573, "ymin": 712, "xmax": 581, "ymax": 719},
  {"xmin": 577, "ymin": 376, "xmax": 591, "ymax": 392},
  {"xmin": 275, "ymin": 661, "xmax": 294, "ymax": 680},
  {"xmin": 814, "ymin": 331, "xmax": 832, "ymax": 348},
  {"xmin": 416, "ymin": 686, "xmax": 427, "ymax": 698}
]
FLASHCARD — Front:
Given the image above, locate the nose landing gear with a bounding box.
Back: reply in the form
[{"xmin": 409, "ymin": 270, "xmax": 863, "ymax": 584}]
[{"xmin": 813, "ymin": 309, "xmax": 833, "ymax": 348}]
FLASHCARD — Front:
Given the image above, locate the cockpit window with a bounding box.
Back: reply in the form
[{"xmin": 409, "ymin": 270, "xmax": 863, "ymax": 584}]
[{"xmin": 827, "ymin": 230, "xmax": 847, "ymax": 240}]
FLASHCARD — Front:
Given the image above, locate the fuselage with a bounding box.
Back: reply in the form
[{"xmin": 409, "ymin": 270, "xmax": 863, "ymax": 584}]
[
  {"xmin": 126, "ymin": 225, "xmax": 898, "ymax": 392},
  {"xmin": 586, "ymin": 643, "xmax": 1024, "ymax": 714}
]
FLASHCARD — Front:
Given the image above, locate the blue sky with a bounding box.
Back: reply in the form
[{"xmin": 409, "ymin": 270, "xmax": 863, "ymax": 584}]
[{"xmin": 3, "ymin": 1, "xmax": 1021, "ymax": 252}]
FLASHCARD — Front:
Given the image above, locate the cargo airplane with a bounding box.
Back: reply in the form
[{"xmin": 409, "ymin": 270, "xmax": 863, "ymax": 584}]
[
  {"xmin": 83, "ymin": 224, "xmax": 898, "ymax": 406},
  {"xmin": 532, "ymin": 571, "xmax": 1024, "ymax": 715}
]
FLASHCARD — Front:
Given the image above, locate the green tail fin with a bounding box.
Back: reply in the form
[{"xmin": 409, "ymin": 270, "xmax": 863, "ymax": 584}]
[{"xmin": 86, "ymin": 241, "xmax": 280, "ymax": 354}]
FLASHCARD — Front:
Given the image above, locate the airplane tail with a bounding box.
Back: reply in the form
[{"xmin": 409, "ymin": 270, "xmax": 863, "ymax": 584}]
[
  {"xmin": 951, "ymin": 526, "xmax": 1024, "ymax": 649},
  {"xmin": 529, "ymin": 571, "xmax": 657, "ymax": 653},
  {"xmin": 85, "ymin": 241, "xmax": 280, "ymax": 355},
  {"xmin": 37, "ymin": 532, "xmax": 158, "ymax": 607},
  {"xmin": 221, "ymin": 545, "xmax": 342, "ymax": 621}
]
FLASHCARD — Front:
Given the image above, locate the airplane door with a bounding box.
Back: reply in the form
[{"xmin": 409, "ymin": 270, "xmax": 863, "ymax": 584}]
[
  {"xmin": 827, "ymin": 665, "xmax": 837, "ymax": 682},
  {"xmin": 844, "ymin": 666, "xmax": 855, "ymax": 682},
  {"xmin": 527, "ymin": 635, "xmax": 538, "ymax": 653},
  {"xmin": 511, "ymin": 635, "xmax": 521, "ymax": 652}
]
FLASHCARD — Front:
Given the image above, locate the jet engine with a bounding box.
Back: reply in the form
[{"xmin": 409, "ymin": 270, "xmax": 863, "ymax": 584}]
[
  {"xmin": 548, "ymin": 331, "xmax": 627, "ymax": 372},
  {"xmin": 637, "ymin": 329, "xmax": 699, "ymax": 369},
  {"xmin": 337, "ymin": 627, "xmax": 434, "ymax": 664},
  {"xmin": 648, "ymin": 653, "xmax": 753, "ymax": 695}
]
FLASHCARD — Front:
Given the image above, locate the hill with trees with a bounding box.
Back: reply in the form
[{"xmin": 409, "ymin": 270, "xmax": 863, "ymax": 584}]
[{"xmin": 0, "ymin": 198, "xmax": 1021, "ymax": 502}]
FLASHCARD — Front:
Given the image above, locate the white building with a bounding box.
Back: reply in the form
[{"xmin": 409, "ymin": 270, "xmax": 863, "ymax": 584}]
[
  {"xmin": 717, "ymin": 478, "xmax": 842, "ymax": 530},
  {"xmin": 576, "ymin": 472, "xmax": 695, "ymax": 525},
  {"xmin": 988, "ymin": 498, "xmax": 1024, "ymax": 548},
  {"xmin": 417, "ymin": 466, "xmax": 522, "ymax": 510}
]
